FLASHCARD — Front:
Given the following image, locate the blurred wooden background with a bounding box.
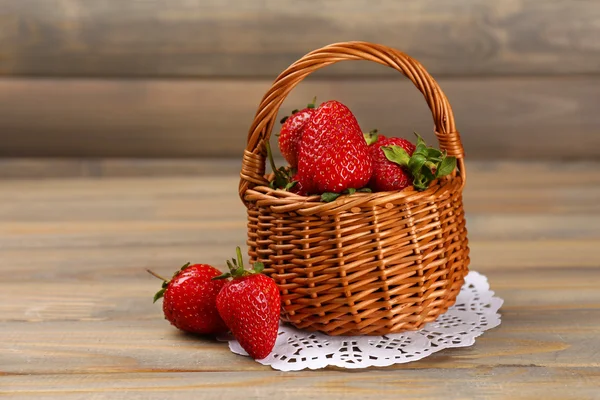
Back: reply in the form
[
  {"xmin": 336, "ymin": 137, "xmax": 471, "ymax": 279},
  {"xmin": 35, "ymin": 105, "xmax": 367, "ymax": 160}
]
[{"xmin": 0, "ymin": 0, "xmax": 598, "ymax": 159}]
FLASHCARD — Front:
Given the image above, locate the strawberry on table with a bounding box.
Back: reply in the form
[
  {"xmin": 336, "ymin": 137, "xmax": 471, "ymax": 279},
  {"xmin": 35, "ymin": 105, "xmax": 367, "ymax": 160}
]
[
  {"xmin": 214, "ymin": 247, "xmax": 281, "ymax": 360},
  {"xmin": 148, "ymin": 263, "xmax": 228, "ymax": 335},
  {"xmin": 278, "ymin": 97, "xmax": 317, "ymax": 169},
  {"xmin": 296, "ymin": 100, "xmax": 373, "ymax": 194}
]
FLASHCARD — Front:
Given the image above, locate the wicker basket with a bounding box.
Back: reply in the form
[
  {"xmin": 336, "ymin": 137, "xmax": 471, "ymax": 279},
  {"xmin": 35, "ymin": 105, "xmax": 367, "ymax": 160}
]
[{"xmin": 239, "ymin": 41, "xmax": 470, "ymax": 336}]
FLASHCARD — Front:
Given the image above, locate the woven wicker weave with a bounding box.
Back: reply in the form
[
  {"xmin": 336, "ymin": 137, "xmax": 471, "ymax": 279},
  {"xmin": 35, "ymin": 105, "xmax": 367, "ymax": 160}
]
[{"xmin": 239, "ymin": 41, "xmax": 470, "ymax": 336}]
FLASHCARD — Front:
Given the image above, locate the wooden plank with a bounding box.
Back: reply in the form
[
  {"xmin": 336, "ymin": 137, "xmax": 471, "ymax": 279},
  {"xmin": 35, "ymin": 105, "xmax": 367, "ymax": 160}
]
[
  {"xmin": 0, "ymin": 314, "xmax": 598, "ymax": 374},
  {"xmin": 0, "ymin": 158, "xmax": 243, "ymax": 179},
  {"xmin": 9, "ymin": 368, "xmax": 600, "ymax": 400},
  {"xmin": 2, "ymin": 368, "xmax": 599, "ymax": 400},
  {"xmin": 1, "ymin": 0, "xmax": 599, "ymax": 78},
  {"xmin": 1, "ymin": 267, "xmax": 599, "ymax": 322},
  {"xmin": 0, "ymin": 77, "xmax": 599, "ymax": 159}
]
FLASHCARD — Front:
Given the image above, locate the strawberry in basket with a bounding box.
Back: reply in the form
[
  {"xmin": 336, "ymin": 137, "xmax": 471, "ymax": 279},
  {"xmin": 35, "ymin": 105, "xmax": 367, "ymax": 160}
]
[
  {"xmin": 278, "ymin": 97, "xmax": 317, "ymax": 169},
  {"xmin": 295, "ymin": 100, "xmax": 373, "ymax": 195},
  {"xmin": 272, "ymin": 99, "xmax": 373, "ymax": 196},
  {"xmin": 364, "ymin": 130, "xmax": 416, "ymax": 192},
  {"xmin": 272, "ymin": 99, "xmax": 455, "ymax": 198},
  {"xmin": 366, "ymin": 131, "xmax": 457, "ymax": 192}
]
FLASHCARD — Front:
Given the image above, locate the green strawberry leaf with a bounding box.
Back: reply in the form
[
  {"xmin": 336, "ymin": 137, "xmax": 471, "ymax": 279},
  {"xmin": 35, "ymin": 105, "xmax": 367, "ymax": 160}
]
[
  {"xmin": 236, "ymin": 247, "xmax": 245, "ymax": 271},
  {"xmin": 217, "ymin": 247, "xmax": 267, "ymax": 279},
  {"xmin": 364, "ymin": 129, "xmax": 379, "ymax": 145},
  {"xmin": 414, "ymin": 132, "xmax": 428, "ymax": 154},
  {"xmin": 321, "ymin": 192, "xmax": 342, "ymax": 202},
  {"xmin": 422, "ymin": 165, "xmax": 437, "ymax": 182},
  {"xmin": 226, "ymin": 259, "xmax": 236, "ymax": 273},
  {"xmin": 408, "ymin": 153, "xmax": 427, "ymax": 175},
  {"xmin": 413, "ymin": 174, "xmax": 429, "ymax": 191},
  {"xmin": 179, "ymin": 262, "xmax": 191, "ymax": 272},
  {"xmin": 212, "ymin": 271, "xmax": 232, "ymax": 280},
  {"xmin": 426, "ymin": 147, "xmax": 443, "ymax": 160},
  {"xmin": 153, "ymin": 288, "xmax": 166, "ymax": 303},
  {"xmin": 280, "ymin": 116, "xmax": 289, "ymax": 124},
  {"xmin": 253, "ymin": 262, "xmax": 265, "ymax": 273},
  {"xmin": 436, "ymin": 156, "xmax": 457, "ymax": 178},
  {"xmin": 284, "ymin": 181, "xmax": 297, "ymax": 191},
  {"xmin": 321, "ymin": 187, "xmax": 372, "ymax": 203},
  {"xmin": 382, "ymin": 146, "xmax": 411, "ymax": 167}
]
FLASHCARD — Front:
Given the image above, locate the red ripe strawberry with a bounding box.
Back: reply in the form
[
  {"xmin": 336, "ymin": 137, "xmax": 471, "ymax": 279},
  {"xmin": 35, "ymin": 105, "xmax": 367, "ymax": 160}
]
[
  {"xmin": 368, "ymin": 135, "xmax": 416, "ymax": 192},
  {"xmin": 296, "ymin": 100, "xmax": 373, "ymax": 194},
  {"xmin": 214, "ymin": 247, "xmax": 281, "ymax": 360},
  {"xmin": 368, "ymin": 132, "xmax": 458, "ymax": 192},
  {"xmin": 278, "ymin": 98, "xmax": 317, "ymax": 168},
  {"xmin": 149, "ymin": 263, "xmax": 228, "ymax": 335}
]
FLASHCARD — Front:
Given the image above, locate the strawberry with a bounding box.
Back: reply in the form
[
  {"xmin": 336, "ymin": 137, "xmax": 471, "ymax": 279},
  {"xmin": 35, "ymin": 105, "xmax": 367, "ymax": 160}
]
[
  {"xmin": 278, "ymin": 98, "xmax": 317, "ymax": 168},
  {"xmin": 149, "ymin": 263, "xmax": 228, "ymax": 335},
  {"xmin": 367, "ymin": 132, "xmax": 416, "ymax": 192},
  {"xmin": 213, "ymin": 247, "xmax": 281, "ymax": 360},
  {"xmin": 371, "ymin": 132, "xmax": 457, "ymax": 192},
  {"xmin": 296, "ymin": 100, "xmax": 373, "ymax": 194}
]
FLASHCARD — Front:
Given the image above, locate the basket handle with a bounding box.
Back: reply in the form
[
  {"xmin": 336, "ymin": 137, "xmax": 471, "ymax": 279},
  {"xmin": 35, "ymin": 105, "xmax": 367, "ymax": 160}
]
[{"xmin": 239, "ymin": 41, "xmax": 466, "ymax": 203}]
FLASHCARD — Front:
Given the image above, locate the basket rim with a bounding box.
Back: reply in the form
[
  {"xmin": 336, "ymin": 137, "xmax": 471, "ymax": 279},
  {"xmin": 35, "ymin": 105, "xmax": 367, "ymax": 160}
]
[{"xmin": 244, "ymin": 173, "xmax": 464, "ymax": 216}]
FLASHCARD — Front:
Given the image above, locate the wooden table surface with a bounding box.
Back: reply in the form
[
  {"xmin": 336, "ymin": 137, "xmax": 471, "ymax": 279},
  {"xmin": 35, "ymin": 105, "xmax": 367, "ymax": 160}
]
[{"xmin": 1, "ymin": 160, "xmax": 599, "ymax": 399}]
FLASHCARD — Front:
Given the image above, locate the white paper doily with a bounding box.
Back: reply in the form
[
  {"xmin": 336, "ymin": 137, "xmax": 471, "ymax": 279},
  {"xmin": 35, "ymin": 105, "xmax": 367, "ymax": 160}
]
[{"xmin": 219, "ymin": 271, "xmax": 503, "ymax": 371}]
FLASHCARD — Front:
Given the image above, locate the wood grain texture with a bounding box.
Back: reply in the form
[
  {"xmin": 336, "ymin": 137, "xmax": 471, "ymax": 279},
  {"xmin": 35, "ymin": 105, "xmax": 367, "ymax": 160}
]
[
  {"xmin": 1, "ymin": 312, "xmax": 598, "ymax": 372},
  {"xmin": 0, "ymin": 158, "xmax": 243, "ymax": 179},
  {"xmin": 1, "ymin": 0, "xmax": 599, "ymax": 78},
  {"xmin": 0, "ymin": 160, "xmax": 599, "ymax": 398},
  {"xmin": 0, "ymin": 77, "xmax": 598, "ymax": 159},
  {"xmin": 3, "ymin": 369, "xmax": 599, "ymax": 400},
  {"xmin": 2, "ymin": 268, "xmax": 599, "ymax": 322},
  {"xmin": 0, "ymin": 318, "xmax": 598, "ymax": 372}
]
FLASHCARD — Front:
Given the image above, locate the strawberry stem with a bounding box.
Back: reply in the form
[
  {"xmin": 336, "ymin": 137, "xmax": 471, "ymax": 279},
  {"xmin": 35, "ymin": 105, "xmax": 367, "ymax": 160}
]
[
  {"xmin": 146, "ymin": 269, "xmax": 168, "ymax": 282},
  {"xmin": 265, "ymin": 138, "xmax": 295, "ymax": 190},
  {"xmin": 424, "ymin": 160, "xmax": 437, "ymax": 173},
  {"xmin": 265, "ymin": 140, "xmax": 278, "ymax": 177},
  {"xmin": 148, "ymin": 269, "xmax": 171, "ymax": 303}
]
